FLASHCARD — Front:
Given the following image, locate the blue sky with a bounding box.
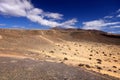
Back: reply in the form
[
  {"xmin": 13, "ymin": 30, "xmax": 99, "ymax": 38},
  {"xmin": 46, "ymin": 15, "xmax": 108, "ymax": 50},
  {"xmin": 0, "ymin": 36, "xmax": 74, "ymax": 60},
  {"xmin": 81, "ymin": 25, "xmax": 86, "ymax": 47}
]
[{"xmin": 0, "ymin": 0, "xmax": 120, "ymax": 33}]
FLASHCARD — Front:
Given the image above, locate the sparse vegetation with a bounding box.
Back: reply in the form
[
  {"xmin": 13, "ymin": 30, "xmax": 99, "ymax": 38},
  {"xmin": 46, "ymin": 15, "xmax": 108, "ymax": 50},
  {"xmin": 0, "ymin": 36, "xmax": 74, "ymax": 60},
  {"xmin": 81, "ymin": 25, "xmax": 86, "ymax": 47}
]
[
  {"xmin": 96, "ymin": 59, "xmax": 102, "ymax": 62},
  {"xmin": 90, "ymin": 50, "xmax": 93, "ymax": 53},
  {"xmin": 64, "ymin": 57, "xmax": 68, "ymax": 60},
  {"xmin": 89, "ymin": 54, "xmax": 93, "ymax": 56},
  {"xmin": 68, "ymin": 48, "xmax": 71, "ymax": 50},
  {"xmin": 78, "ymin": 64, "xmax": 84, "ymax": 67},
  {"xmin": 113, "ymin": 71, "xmax": 117, "ymax": 73},
  {"xmin": 49, "ymin": 51, "xmax": 54, "ymax": 53},
  {"xmin": 108, "ymin": 69, "xmax": 111, "ymax": 71},
  {"xmin": 112, "ymin": 66, "xmax": 117, "ymax": 68},
  {"xmin": 85, "ymin": 64, "xmax": 91, "ymax": 68},
  {"xmin": 0, "ymin": 29, "xmax": 120, "ymax": 79},
  {"xmin": 96, "ymin": 59, "xmax": 102, "ymax": 64},
  {"xmin": 96, "ymin": 66, "xmax": 102, "ymax": 70},
  {"xmin": 89, "ymin": 58, "xmax": 92, "ymax": 60},
  {"xmin": 114, "ymin": 60, "xmax": 118, "ymax": 62}
]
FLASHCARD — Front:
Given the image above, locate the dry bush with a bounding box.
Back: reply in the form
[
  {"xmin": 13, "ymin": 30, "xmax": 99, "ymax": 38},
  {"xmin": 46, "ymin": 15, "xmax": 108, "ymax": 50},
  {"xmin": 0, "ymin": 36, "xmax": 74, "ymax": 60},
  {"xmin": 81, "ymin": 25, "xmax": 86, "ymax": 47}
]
[
  {"xmin": 49, "ymin": 51, "xmax": 54, "ymax": 53},
  {"xmin": 89, "ymin": 54, "xmax": 93, "ymax": 56},
  {"xmin": 89, "ymin": 58, "xmax": 92, "ymax": 60},
  {"xmin": 64, "ymin": 57, "xmax": 68, "ymax": 60},
  {"xmin": 78, "ymin": 64, "xmax": 84, "ymax": 67},
  {"xmin": 112, "ymin": 66, "xmax": 117, "ymax": 68},
  {"xmin": 108, "ymin": 69, "xmax": 112, "ymax": 72},
  {"xmin": 96, "ymin": 66, "xmax": 102, "ymax": 70},
  {"xmin": 85, "ymin": 64, "xmax": 91, "ymax": 68}
]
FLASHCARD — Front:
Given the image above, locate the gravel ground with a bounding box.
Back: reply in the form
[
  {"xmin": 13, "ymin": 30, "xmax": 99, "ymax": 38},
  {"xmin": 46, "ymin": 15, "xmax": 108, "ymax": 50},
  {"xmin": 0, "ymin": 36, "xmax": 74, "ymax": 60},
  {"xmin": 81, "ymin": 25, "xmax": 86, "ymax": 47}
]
[{"xmin": 0, "ymin": 57, "xmax": 119, "ymax": 80}]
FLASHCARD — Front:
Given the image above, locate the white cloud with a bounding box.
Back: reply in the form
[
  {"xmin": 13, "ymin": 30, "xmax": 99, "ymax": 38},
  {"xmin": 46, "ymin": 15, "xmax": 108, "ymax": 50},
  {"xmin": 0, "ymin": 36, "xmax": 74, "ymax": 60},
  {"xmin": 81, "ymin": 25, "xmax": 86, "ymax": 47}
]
[
  {"xmin": 0, "ymin": 23, "xmax": 6, "ymax": 26},
  {"xmin": 117, "ymin": 9, "xmax": 120, "ymax": 13},
  {"xmin": 117, "ymin": 9, "xmax": 120, "ymax": 18},
  {"xmin": 82, "ymin": 20, "xmax": 105, "ymax": 30},
  {"xmin": 110, "ymin": 26, "xmax": 120, "ymax": 28},
  {"xmin": 104, "ymin": 16, "xmax": 113, "ymax": 18},
  {"xmin": 117, "ymin": 14, "xmax": 120, "ymax": 17},
  {"xmin": 0, "ymin": 0, "xmax": 77, "ymax": 28},
  {"xmin": 82, "ymin": 19, "xmax": 120, "ymax": 30},
  {"xmin": 0, "ymin": 0, "xmax": 32, "ymax": 17},
  {"xmin": 44, "ymin": 12, "xmax": 63, "ymax": 20},
  {"xmin": 60, "ymin": 18, "xmax": 77, "ymax": 28}
]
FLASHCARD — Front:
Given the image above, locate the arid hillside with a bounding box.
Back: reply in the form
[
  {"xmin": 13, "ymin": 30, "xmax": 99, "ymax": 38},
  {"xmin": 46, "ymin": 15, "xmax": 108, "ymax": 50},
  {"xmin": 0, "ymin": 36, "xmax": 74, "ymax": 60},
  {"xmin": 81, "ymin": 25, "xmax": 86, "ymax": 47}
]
[{"xmin": 0, "ymin": 28, "xmax": 120, "ymax": 80}]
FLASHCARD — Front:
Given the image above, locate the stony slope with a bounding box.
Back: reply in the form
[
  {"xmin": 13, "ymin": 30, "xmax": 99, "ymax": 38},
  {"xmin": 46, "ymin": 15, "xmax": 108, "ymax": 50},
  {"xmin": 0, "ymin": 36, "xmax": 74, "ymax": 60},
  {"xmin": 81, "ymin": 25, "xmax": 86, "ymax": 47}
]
[{"xmin": 0, "ymin": 29, "xmax": 120, "ymax": 80}]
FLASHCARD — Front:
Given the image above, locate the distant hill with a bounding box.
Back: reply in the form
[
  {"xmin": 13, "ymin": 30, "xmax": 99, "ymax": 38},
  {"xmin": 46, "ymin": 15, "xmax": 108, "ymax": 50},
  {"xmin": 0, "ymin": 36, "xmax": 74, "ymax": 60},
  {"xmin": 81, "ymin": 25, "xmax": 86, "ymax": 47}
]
[{"xmin": 0, "ymin": 28, "xmax": 120, "ymax": 45}]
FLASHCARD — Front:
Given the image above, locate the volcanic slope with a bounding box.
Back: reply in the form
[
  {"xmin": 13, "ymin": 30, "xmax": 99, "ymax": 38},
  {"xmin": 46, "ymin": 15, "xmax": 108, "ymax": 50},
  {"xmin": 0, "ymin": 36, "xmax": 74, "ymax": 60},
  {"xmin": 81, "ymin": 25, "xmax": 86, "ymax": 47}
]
[{"xmin": 0, "ymin": 29, "xmax": 120, "ymax": 80}]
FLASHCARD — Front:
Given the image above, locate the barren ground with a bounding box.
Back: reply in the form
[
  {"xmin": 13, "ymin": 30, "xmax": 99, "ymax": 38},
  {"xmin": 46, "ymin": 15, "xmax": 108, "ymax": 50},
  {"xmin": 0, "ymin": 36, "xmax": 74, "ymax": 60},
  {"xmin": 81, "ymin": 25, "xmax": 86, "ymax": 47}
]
[{"xmin": 0, "ymin": 29, "xmax": 120, "ymax": 80}]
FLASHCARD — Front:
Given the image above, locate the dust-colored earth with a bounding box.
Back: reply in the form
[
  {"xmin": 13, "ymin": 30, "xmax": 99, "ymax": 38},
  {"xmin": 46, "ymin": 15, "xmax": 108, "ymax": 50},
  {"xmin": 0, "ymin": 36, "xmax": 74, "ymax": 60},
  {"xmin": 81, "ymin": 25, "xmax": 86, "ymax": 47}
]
[{"xmin": 0, "ymin": 28, "xmax": 120, "ymax": 80}]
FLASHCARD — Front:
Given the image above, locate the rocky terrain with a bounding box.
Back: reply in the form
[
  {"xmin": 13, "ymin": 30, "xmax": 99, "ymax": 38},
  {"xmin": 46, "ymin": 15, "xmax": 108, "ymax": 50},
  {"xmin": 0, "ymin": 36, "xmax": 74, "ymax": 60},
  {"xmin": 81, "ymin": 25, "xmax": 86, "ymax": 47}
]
[{"xmin": 0, "ymin": 28, "xmax": 120, "ymax": 80}]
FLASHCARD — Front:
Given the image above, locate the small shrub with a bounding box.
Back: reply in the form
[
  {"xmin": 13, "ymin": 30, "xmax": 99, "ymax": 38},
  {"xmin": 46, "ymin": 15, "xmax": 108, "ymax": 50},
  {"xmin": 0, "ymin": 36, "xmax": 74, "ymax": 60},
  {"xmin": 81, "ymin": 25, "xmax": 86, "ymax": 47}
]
[
  {"xmin": 96, "ymin": 59, "xmax": 102, "ymax": 64},
  {"xmin": 103, "ymin": 54, "xmax": 107, "ymax": 56},
  {"xmin": 74, "ymin": 53, "xmax": 77, "ymax": 55},
  {"xmin": 89, "ymin": 58, "xmax": 92, "ymax": 60},
  {"xmin": 68, "ymin": 48, "xmax": 71, "ymax": 50},
  {"xmin": 49, "ymin": 51, "xmax": 54, "ymax": 53},
  {"xmin": 91, "ymin": 50, "xmax": 93, "ymax": 53},
  {"xmin": 96, "ymin": 66, "xmax": 102, "ymax": 70},
  {"xmin": 112, "ymin": 66, "xmax": 117, "ymax": 68},
  {"xmin": 97, "ymin": 62, "xmax": 101, "ymax": 64},
  {"xmin": 108, "ymin": 69, "xmax": 111, "ymax": 71},
  {"xmin": 96, "ymin": 59, "xmax": 102, "ymax": 62},
  {"xmin": 78, "ymin": 64, "xmax": 84, "ymax": 67},
  {"xmin": 85, "ymin": 64, "xmax": 91, "ymax": 68},
  {"xmin": 113, "ymin": 71, "xmax": 117, "ymax": 73},
  {"xmin": 114, "ymin": 60, "xmax": 118, "ymax": 62},
  {"xmin": 113, "ymin": 57, "xmax": 115, "ymax": 58},
  {"xmin": 64, "ymin": 57, "xmax": 68, "ymax": 60},
  {"xmin": 89, "ymin": 54, "xmax": 93, "ymax": 56},
  {"xmin": 96, "ymin": 51, "xmax": 99, "ymax": 54}
]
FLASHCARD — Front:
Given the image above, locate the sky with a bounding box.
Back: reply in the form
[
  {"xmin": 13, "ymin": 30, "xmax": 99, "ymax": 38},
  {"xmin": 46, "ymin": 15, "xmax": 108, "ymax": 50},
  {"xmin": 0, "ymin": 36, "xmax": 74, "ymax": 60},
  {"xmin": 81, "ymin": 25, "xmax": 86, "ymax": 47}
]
[{"xmin": 0, "ymin": 0, "xmax": 120, "ymax": 33}]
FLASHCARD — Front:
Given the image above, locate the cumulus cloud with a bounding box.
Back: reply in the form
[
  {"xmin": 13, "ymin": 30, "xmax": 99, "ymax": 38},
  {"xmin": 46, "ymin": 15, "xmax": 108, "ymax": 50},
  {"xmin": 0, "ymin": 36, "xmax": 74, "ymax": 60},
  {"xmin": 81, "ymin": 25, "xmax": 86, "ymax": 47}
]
[
  {"xmin": 82, "ymin": 19, "xmax": 120, "ymax": 30},
  {"xmin": 0, "ymin": 0, "xmax": 77, "ymax": 28}
]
